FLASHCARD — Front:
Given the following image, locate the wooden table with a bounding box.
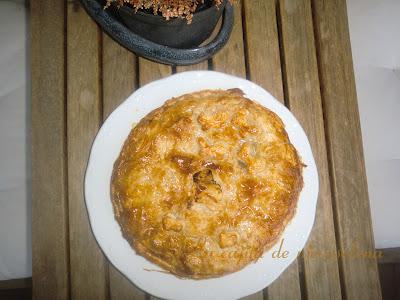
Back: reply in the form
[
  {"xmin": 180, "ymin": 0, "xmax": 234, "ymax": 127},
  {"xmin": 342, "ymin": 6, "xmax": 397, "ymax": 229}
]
[{"xmin": 31, "ymin": 0, "xmax": 382, "ymax": 299}]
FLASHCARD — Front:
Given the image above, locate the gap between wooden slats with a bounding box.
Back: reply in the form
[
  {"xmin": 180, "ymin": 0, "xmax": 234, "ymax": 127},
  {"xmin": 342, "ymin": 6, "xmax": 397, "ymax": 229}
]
[
  {"xmin": 31, "ymin": 0, "xmax": 69, "ymax": 299},
  {"xmin": 311, "ymin": 0, "xmax": 382, "ymax": 299},
  {"xmin": 66, "ymin": 2, "xmax": 108, "ymax": 299},
  {"xmin": 102, "ymin": 33, "xmax": 147, "ymax": 300},
  {"xmin": 277, "ymin": 0, "xmax": 342, "ymax": 299}
]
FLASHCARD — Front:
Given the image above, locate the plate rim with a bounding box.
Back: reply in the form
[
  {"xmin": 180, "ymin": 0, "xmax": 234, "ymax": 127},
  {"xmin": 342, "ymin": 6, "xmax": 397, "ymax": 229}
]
[{"xmin": 84, "ymin": 70, "xmax": 319, "ymax": 300}]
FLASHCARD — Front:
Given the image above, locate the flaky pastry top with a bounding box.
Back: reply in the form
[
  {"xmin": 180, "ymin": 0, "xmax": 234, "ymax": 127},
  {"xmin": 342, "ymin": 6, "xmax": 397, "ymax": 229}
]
[{"xmin": 111, "ymin": 89, "xmax": 303, "ymax": 278}]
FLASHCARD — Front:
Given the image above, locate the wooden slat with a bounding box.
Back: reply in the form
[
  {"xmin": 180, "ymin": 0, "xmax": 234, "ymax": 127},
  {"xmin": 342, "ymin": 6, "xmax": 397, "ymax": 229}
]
[
  {"xmin": 243, "ymin": 0, "xmax": 283, "ymax": 101},
  {"xmin": 278, "ymin": 0, "xmax": 342, "ymax": 299},
  {"xmin": 139, "ymin": 59, "xmax": 172, "ymax": 86},
  {"xmin": 243, "ymin": 1, "xmax": 301, "ymax": 299},
  {"xmin": 213, "ymin": 0, "xmax": 246, "ymax": 77},
  {"xmin": 240, "ymin": 292, "xmax": 263, "ymax": 300},
  {"xmin": 266, "ymin": 263, "xmax": 301, "ymax": 300},
  {"xmin": 176, "ymin": 60, "xmax": 209, "ymax": 72},
  {"xmin": 109, "ymin": 266, "xmax": 145, "ymax": 300},
  {"xmin": 31, "ymin": 1, "xmax": 69, "ymax": 299},
  {"xmin": 312, "ymin": 0, "xmax": 382, "ymax": 299},
  {"xmin": 67, "ymin": 2, "xmax": 108, "ymax": 299},
  {"xmin": 102, "ymin": 33, "xmax": 147, "ymax": 300},
  {"xmin": 102, "ymin": 33, "xmax": 137, "ymax": 118}
]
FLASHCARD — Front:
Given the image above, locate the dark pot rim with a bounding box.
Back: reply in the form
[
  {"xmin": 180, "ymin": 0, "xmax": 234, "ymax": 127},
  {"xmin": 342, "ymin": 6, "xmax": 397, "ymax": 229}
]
[
  {"xmin": 80, "ymin": 0, "xmax": 234, "ymax": 65},
  {"xmin": 119, "ymin": 0, "xmax": 227, "ymax": 26}
]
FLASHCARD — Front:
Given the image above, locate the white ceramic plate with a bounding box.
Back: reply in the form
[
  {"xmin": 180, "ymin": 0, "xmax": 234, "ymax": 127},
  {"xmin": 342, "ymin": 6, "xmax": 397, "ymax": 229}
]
[{"xmin": 85, "ymin": 71, "xmax": 318, "ymax": 300}]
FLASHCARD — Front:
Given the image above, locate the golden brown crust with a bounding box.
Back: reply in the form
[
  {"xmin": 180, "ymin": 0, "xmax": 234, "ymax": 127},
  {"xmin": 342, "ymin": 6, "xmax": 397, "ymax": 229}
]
[{"xmin": 111, "ymin": 89, "xmax": 304, "ymax": 279}]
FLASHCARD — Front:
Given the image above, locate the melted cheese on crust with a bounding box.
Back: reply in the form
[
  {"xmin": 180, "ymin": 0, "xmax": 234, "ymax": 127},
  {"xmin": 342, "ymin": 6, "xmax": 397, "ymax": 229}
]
[{"xmin": 111, "ymin": 89, "xmax": 304, "ymax": 278}]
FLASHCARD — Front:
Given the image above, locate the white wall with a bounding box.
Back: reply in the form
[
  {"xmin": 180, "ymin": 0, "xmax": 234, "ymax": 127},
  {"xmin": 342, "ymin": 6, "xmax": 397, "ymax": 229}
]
[
  {"xmin": 0, "ymin": 1, "xmax": 31, "ymax": 280},
  {"xmin": 347, "ymin": 0, "xmax": 400, "ymax": 248}
]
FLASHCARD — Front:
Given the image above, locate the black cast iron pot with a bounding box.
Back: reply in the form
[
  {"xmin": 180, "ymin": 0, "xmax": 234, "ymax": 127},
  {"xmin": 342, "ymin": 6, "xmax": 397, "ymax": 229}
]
[
  {"xmin": 118, "ymin": 1, "xmax": 226, "ymax": 48},
  {"xmin": 80, "ymin": 0, "xmax": 234, "ymax": 65}
]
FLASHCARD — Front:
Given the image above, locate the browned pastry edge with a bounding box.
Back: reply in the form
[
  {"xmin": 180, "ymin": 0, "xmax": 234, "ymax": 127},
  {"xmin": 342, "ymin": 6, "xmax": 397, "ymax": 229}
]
[{"xmin": 111, "ymin": 89, "xmax": 304, "ymax": 279}]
